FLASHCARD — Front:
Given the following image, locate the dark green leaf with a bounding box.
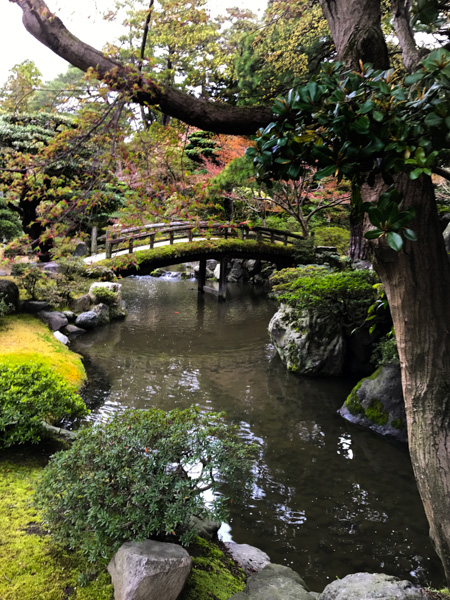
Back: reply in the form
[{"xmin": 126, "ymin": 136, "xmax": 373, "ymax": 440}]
[{"xmin": 386, "ymin": 231, "xmax": 403, "ymax": 251}]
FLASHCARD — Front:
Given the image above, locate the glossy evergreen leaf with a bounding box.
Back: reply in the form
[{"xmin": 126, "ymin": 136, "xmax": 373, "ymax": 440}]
[
  {"xmin": 403, "ymin": 228, "xmax": 418, "ymax": 241},
  {"xmin": 386, "ymin": 231, "xmax": 403, "ymax": 251}
]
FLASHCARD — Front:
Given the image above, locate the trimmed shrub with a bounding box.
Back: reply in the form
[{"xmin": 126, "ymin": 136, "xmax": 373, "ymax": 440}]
[
  {"xmin": 0, "ymin": 362, "xmax": 88, "ymax": 448},
  {"xmin": 270, "ymin": 266, "xmax": 377, "ymax": 326},
  {"xmin": 313, "ymin": 225, "xmax": 350, "ymax": 255},
  {"xmin": 35, "ymin": 407, "xmax": 255, "ymax": 562}
]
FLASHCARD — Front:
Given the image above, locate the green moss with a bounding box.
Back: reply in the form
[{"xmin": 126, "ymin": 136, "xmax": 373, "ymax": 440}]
[
  {"xmin": 0, "ymin": 451, "xmax": 113, "ymax": 600},
  {"xmin": 365, "ymin": 399, "xmax": 389, "ymax": 426},
  {"xmin": 0, "ymin": 314, "xmax": 86, "ymax": 390},
  {"xmin": 179, "ymin": 537, "xmax": 246, "ymax": 600},
  {"xmin": 345, "ymin": 368, "xmax": 384, "ymax": 416},
  {"xmin": 391, "ymin": 418, "xmax": 405, "ymax": 430},
  {"xmin": 103, "ymin": 239, "xmax": 294, "ymax": 276},
  {"xmin": 345, "ymin": 390, "xmax": 365, "ymax": 416}
]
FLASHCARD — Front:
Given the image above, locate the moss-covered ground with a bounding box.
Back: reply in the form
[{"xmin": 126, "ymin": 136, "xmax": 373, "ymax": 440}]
[
  {"xmin": 0, "ymin": 445, "xmax": 246, "ymax": 600},
  {"xmin": 0, "ymin": 445, "xmax": 113, "ymax": 600},
  {"xmin": 0, "ymin": 314, "xmax": 86, "ymax": 390}
]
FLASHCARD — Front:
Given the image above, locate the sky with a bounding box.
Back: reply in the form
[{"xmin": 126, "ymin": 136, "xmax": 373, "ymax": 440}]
[{"xmin": 1, "ymin": 0, "xmax": 267, "ymax": 85}]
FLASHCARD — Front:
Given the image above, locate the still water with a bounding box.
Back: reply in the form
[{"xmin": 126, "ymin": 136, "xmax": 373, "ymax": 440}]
[{"xmin": 72, "ymin": 275, "xmax": 444, "ymax": 590}]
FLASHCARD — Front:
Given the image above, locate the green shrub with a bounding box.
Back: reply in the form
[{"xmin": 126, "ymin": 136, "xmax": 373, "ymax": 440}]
[
  {"xmin": 35, "ymin": 407, "xmax": 255, "ymax": 562},
  {"xmin": 13, "ymin": 264, "xmax": 46, "ymax": 300},
  {"xmin": 371, "ymin": 334, "xmax": 399, "ymax": 367},
  {"xmin": 271, "ymin": 266, "xmax": 377, "ymax": 326},
  {"xmin": 313, "ymin": 225, "xmax": 350, "ymax": 255},
  {"xmin": 91, "ymin": 286, "xmax": 118, "ymax": 306},
  {"xmin": 292, "ymin": 237, "xmax": 315, "ymax": 264},
  {"xmin": 0, "ymin": 362, "xmax": 88, "ymax": 448}
]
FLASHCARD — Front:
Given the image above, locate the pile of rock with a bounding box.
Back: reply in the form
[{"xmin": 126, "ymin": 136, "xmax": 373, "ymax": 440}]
[
  {"xmin": 1, "ymin": 280, "xmax": 126, "ymax": 345},
  {"xmin": 107, "ymin": 538, "xmax": 428, "ymax": 600}
]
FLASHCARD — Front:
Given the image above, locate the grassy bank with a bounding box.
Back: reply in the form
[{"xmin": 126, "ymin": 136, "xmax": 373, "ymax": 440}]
[
  {"xmin": 0, "ymin": 446, "xmax": 113, "ymax": 600},
  {"xmin": 0, "ymin": 314, "xmax": 86, "ymax": 390},
  {"xmin": 0, "ymin": 447, "xmax": 245, "ymax": 600}
]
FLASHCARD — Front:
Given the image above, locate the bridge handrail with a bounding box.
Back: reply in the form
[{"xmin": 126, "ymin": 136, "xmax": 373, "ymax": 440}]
[{"xmin": 97, "ymin": 221, "xmax": 304, "ymax": 259}]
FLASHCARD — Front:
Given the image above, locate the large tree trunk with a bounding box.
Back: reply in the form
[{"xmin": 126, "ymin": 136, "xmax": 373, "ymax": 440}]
[
  {"xmin": 366, "ymin": 174, "xmax": 450, "ymax": 583},
  {"xmin": 318, "ymin": 0, "xmax": 450, "ymax": 582}
]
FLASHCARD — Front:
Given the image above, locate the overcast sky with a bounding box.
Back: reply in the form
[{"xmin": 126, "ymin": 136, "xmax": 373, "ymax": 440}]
[{"xmin": 1, "ymin": 0, "xmax": 267, "ymax": 85}]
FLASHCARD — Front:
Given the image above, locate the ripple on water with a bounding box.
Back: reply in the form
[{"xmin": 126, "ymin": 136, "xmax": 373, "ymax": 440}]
[{"xmin": 72, "ymin": 276, "xmax": 445, "ymax": 590}]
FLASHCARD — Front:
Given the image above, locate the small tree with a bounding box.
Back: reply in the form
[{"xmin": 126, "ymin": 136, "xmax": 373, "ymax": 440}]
[{"xmin": 35, "ymin": 406, "xmax": 255, "ymax": 562}]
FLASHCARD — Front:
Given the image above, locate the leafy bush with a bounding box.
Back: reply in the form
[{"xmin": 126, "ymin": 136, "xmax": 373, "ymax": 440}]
[
  {"xmin": 371, "ymin": 334, "xmax": 399, "ymax": 367},
  {"xmin": 90, "ymin": 286, "xmax": 118, "ymax": 306},
  {"xmin": 0, "ymin": 297, "xmax": 13, "ymax": 319},
  {"xmin": 35, "ymin": 407, "xmax": 255, "ymax": 562},
  {"xmin": 271, "ymin": 266, "xmax": 377, "ymax": 326},
  {"xmin": 292, "ymin": 237, "xmax": 315, "ymax": 264},
  {"xmin": 0, "ymin": 202, "xmax": 22, "ymax": 242},
  {"xmin": 313, "ymin": 226, "xmax": 350, "ymax": 255},
  {"xmin": 0, "ymin": 362, "xmax": 88, "ymax": 448},
  {"xmin": 12, "ymin": 264, "xmax": 47, "ymax": 300}
]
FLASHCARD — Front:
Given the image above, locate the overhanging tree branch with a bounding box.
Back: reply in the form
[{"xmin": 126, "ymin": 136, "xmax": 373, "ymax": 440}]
[{"xmin": 12, "ymin": 0, "xmax": 273, "ymax": 135}]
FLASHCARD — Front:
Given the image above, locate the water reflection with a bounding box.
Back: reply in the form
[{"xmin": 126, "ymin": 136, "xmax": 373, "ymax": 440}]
[{"xmin": 73, "ymin": 276, "xmax": 444, "ymax": 590}]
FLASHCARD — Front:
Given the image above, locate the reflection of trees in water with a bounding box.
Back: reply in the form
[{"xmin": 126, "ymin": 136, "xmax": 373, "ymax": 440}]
[{"xmin": 72, "ymin": 276, "xmax": 443, "ymax": 588}]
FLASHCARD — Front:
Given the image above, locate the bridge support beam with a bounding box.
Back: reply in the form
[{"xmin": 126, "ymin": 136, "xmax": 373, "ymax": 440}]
[
  {"xmin": 199, "ymin": 257, "xmax": 228, "ymax": 301},
  {"xmin": 218, "ymin": 257, "xmax": 227, "ymax": 301},
  {"xmin": 198, "ymin": 259, "xmax": 207, "ymax": 294}
]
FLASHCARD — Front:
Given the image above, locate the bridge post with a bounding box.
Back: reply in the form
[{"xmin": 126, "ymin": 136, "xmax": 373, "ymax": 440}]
[
  {"xmin": 198, "ymin": 258, "xmax": 206, "ymax": 294},
  {"xmin": 150, "ymin": 234, "xmax": 155, "ymax": 249},
  {"xmin": 128, "ymin": 239, "xmax": 134, "ymax": 254},
  {"xmin": 218, "ymin": 257, "xmax": 227, "ymax": 301}
]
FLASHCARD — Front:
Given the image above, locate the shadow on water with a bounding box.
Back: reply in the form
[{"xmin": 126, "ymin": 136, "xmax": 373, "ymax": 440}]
[{"xmin": 72, "ymin": 275, "xmax": 445, "ymax": 590}]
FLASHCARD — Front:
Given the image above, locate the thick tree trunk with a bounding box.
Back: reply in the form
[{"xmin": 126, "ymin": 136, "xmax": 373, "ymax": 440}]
[
  {"xmin": 318, "ymin": 0, "xmax": 389, "ymax": 68},
  {"xmin": 366, "ymin": 174, "xmax": 450, "ymax": 583},
  {"xmin": 348, "ymin": 209, "xmax": 368, "ymax": 261}
]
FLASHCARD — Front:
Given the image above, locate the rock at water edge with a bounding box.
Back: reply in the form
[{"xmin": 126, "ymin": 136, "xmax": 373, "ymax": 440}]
[{"xmin": 108, "ymin": 540, "xmax": 192, "ymax": 600}]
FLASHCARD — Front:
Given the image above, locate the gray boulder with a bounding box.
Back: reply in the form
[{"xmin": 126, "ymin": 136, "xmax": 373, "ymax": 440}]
[
  {"xmin": 53, "ymin": 330, "xmax": 69, "ymax": 345},
  {"xmin": 108, "ymin": 540, "xmax": 192, "ymax": 600},
  {"xmin": 339, "ymin": 364, "xmax": 407, "ymax": 442},
  {"xmin": 70, "ymin": 293, "xmax": 91, "ymax": 314},
  {"xmin": 230, "ymin": 563, "xmax": 317, "ymax": 600},
  {"xmin": 41, "ymin": 261, "xmax": 60, "ymax": 275},
  {"xmin": 73, "ymin": 241, "xmax": 89, "ymax": 257},
  {"xmin": 21, "ymin": 300, "xmax": 52, "ymax": 313},
  {"xmin": 89, "ymin": 281, "xmax": 122, "ymax": 305},
  {"xmin": 224, "ymin": 542, "xmax": 270, "ymax": 575},
  {"xmin": 189, "ymin": 515, "xmax": 220, "ymax": 541},
  {"xmin": 63, "ymin": 310, "xmax": 77, "ymax": 323},
  {"xmin": 269, "ymin": 305, "xmax": 345, "ymax": 376},
  {"xmin": 319, "ymin": 572, "xmax": 427, "ymax": 600},
  {"xmin": 75, "ymin": 311, "xmax": 99, "ymax": 329},
  {"xmin": 61, "ymin": 324, "xmax": 86, "ymax": 336},
  {"xmin": 228, "ymin": 259, "xmax": 245, "ymax": 282},
  {"xmin": 0, "ymin": 279, "xmax": 19, "ymax": 311},
  {"xmin": 91, "ymin": 302, "xmax": 110, "ymax": 326},
  {"xmin": 37, "ymin": 310, "xmax": 69, "ymax": 331}
]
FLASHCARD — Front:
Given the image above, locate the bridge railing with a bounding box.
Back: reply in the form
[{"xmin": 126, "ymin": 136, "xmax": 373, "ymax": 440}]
[{"xmin": 96, "ymin": 222, "xmax": 304, "ymax": 259}]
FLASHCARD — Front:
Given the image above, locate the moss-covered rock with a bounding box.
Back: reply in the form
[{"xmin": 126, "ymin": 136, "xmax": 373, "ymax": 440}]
[
  {"xmin": 180, "ymin": 537, "xmax": 246, "ymax": 600},
  {"xmin": 339, "ymin": 364, "xmax": 406, "ymax": 442}
]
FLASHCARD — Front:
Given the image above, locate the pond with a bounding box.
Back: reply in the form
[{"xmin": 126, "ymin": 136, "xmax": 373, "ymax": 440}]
[{"xmin": 72, "ymin": 274, "xmax": 444, "ymax": 591}]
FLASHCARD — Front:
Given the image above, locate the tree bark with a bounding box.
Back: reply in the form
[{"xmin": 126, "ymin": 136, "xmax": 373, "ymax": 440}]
[
  {"xmin": 366, "ymin": 174, "xmax": 450, "ymax": 583},
  {"xmin": 318, "ymin": 0, "xmax": 389, "ymax": 68}
]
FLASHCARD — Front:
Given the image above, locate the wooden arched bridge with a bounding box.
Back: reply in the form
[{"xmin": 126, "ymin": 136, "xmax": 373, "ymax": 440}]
[{"xmin": 88, "ymin": 221, "xmax": 303, "ymax": 299}]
